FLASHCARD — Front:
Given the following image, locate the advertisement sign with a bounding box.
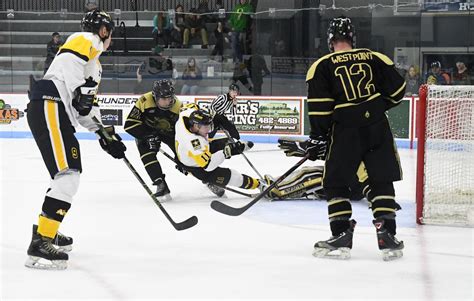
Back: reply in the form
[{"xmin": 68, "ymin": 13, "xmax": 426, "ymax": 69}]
[
  {"xmin": 423, "ymin": 1, "xmax": 473, "ymax": 12},
  {"xmin": 0, "ymin": 93, "xmax": 412, "ymax": 147},
  {"xmin": 0, "ymin": 97, "xmax": 25, "ymax": 124},
  {"xmin": 195, "ymin": 96, "xmax": 304, "ymax": 135},
  {"xmin": 95, "ymin": 94, "xmax": 139, "ymax": 128},
  {"xmin": 0, "ymin": 94, "xmax": 29, "ymax": 135}
]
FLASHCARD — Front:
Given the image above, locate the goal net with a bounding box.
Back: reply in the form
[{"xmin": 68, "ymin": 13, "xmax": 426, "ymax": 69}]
[{"xmin": 416, "ymin": 84, "xmax": 474, "ymax": 226}]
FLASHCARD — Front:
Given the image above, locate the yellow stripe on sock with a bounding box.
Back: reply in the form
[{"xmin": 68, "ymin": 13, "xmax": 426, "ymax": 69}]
[
  {"xmin": 37, "ymin": 215, "xmax": 61, "ymax": 239},
  {"xmin": 250, "ymin": 178, "xmax": 260, "ymax": 189}
]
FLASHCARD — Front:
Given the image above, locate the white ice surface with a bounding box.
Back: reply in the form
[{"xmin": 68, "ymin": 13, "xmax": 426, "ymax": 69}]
[{"xmin": 1, "ymin": 139, "xmax": 472, "ymax": 300}]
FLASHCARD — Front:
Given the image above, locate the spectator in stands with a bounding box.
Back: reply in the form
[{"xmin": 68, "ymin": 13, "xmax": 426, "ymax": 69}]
[
  {"xmin": 405, "ymin": 65, "xmax": 421, "ymax": 96},
  {"xmin": 209, "ymin": 0, "xmax": 225, "ymax": 23},
  {"xmin": 425, "ymin": 61, "xmax": 449, "ymax": 85},
  {"xmin": 231, "ymin": 62, "xmax": 253, "ymax": 93},
  {"xmin": 84, "ymin": 0, "xmax": 99, "ymax": 12},
  {"xmin": 152, "ymin": 12, "xmax": 173, "ymax": 48},
  {"xmin": 180, "ymin": 57, "xmax": 203, "ymax": 95},
  {"xmin": 395, "ymin": 63, "xmax": 407, "ymax": 78},
  {"xmin": 269, "ymin": 34, "xmax": 286, "ymax": 57},
  {"xmin": 183, "ymin": 8, "xmax": 209, "ymax": 49},
  {"xmin": 452, "ymin": 61, "xmax": 471, "ymax": 85},
  {"xmin": 229, "ymin": 0, "xmax": 253, "ymax": 63},
  {"xmin": 246, "ymin": 53, "xmax": 270, "ymax": 96},
  {"xmin": 135, "ymin": 46, "xmax": 173, "ymax": 94},
  {"xmin": 211, "ymin": 18, "xmax": 230, "ymax": 61},
  {"xmin": 43, "ymin": 32, "xmax": 62, "ymax": 74},
  {"xmin": 171, "ymin": 4, "xmax": 186, "ymax": 48},
  {"xmin": 197, "ymin": 0, "xmax": 211, "ymax": 25}
]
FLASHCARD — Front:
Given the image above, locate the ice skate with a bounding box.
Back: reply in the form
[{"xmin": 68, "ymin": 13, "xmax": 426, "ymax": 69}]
[
  {"xmin": 313, "ymin": 220, "xmax": 356, "ymax": 260},
  {"xmin": 262, "ymin": 174, "xmax": 276, "ymax": 200},
  {"xmin": 207, "ymin": 183, "xmax": 226, "ymax": 197},
  {"xmin": 154, "ymin": 176, "xmax": 172, "ymax": 202},
  {"xmin": 373, "ymin": 219, "xmax": 404, "ymax": 261},
  {"xmin": 259, "ymin": 174, "xmax": 272, "ymax": 192},
  {"xmin": 25, "ymin": 230, "xmax": 68, "ymax": 270},
  {"xmin": 33, "ymin": 224, "xmax": 73, "ymax": 252}
]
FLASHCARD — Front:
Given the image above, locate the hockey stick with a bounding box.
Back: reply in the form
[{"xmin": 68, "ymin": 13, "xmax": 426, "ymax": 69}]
[
  {"xmin": 223, "ymin": 130, "xmax": 264, "ymax": 181},
  {"xmin": 92, "ymin": 117, "xmax": 198, "ymax": 231},
  {"xmin": 210, "ymin": 155, "xmax": 309, "ymax": 216},
  {"xmin": 158, "ymin": 148, "xmax": 258, "ymax": 198}
]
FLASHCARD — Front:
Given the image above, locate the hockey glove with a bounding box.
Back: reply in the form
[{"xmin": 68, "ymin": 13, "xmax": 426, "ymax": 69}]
[
  {"xmin": 73, "ymin": 77, "xmax": 98, "ymax": 116},
  {"xmin": 305, "ymin": 137, "xmax": 328, "ymax": 161},
  {"xmin": 223, "ymin": 141, "xmax": 246, "ymax": 159},
  {"xmin": 96, "ymin": 126, "xmax": 127, "ymax": 159},
  {"xmin": 144, "ymin": 136, "xmax": 161, "ymax": 152},
  {"xmin": 278, "ymin": 138, "xmax": 307, "ymax": 157}
]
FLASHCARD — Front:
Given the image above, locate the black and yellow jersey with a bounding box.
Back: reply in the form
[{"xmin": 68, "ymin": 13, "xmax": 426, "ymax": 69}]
[
  {"xmin": 306, "ymin": 48, "xmax": 406, "ymax": 137},
  {"xmin": 124, "ymin": 91, "xmax": 182, "ymax": 138}
]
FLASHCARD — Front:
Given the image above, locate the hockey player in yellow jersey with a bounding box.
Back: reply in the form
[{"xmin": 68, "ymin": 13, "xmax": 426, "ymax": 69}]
[
  {"xmin": 124, "ymin": 79, "xmax": 183, "ymax": 202},
  {"xmin": 25, "ymin": 9, "xmax": 126, "ymax": 270},
  {"xmin": 175, "ymin": 105, "xmax": 263, "ymax": 195},
  {"xmin": 285, "ymin": 16, "xmax": 406, "ymax": 260}
]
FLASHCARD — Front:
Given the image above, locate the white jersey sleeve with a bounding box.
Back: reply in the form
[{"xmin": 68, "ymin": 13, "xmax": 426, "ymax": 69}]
[
  {"xmin": 77, "ymin": 60, "xmax": 103, "ymax": 132},
  {"xmin": 175, "ymin": 108, "xmax": 225, "ymax": 171},
  {"xmin": 43, "ymin": 32, "xmax": 104, "ymax": 130}
]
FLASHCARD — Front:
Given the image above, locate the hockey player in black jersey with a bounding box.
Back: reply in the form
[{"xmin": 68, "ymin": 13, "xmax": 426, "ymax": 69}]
[
  {"xmin": 285, "ymin": 16, "xmax": 406, "ymax": 260},
  {"xmin": 124, "ymin": 79, "xmax": 183, "ymax": 202}
]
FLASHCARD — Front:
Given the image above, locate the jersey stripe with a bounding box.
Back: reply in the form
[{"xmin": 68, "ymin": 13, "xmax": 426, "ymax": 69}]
[
  {"xmin": 45, "ymin": 100, "xmax": 68, "ymax": 171},
  {"xmin": 211, "ymin": 94, "xmax": 233, "ymax": 115},
  {"xmin": 58, "ymin": 34, "xmax": 99, "ymax": 62}
]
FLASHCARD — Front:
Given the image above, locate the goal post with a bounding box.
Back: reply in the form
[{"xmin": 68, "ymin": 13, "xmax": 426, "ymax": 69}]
[{"xmin": 416, "ymin": 84, "xmax": 474, "ymax": 226}]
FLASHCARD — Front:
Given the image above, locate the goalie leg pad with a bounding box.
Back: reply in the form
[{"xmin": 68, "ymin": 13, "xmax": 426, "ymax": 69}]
[{"xmin": 268, "ymin": 166, "xmax": 325, "ymax": 200}]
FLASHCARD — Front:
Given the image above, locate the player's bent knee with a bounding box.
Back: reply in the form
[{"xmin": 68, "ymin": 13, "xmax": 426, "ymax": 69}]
[
  {"xmin": 46, "ymin": 169, "xmax": 81, "ymax": 203},
  {"xmin": 208, "ymin": 168, "xmax": 231, "ymax": 187}
]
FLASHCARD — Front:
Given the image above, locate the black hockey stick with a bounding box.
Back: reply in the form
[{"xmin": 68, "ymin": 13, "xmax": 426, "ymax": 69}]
[
  {"xmin": 122, "ymin": 157, "xmax": 198, "ymax": 230},
  {"xmin": 158, "ymin": 149, "xmax": 258, "ymax": 198},
  {"xmin": 223, "ymin": 130, "xmax": 264, "ymax": 181},
  {"xmin": 92, "ymin": 117, "xmax": 198, "ymax": 231},
  {"xmin": 210, "ymin": 155, "xmax": 309, "ymax": 216}
]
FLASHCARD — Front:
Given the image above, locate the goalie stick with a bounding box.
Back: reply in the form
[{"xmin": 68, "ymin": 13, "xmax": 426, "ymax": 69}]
[
  {"xmin": 158, "ymin": 148, "xmax": 258, "ymax": 198},
  {"xmin": 92, "ymin": 117, "xmax": 198, "ymax": 231},
  {"xmin": 210, "ymin": 155, "xmax": 309, "ymax": 216}
]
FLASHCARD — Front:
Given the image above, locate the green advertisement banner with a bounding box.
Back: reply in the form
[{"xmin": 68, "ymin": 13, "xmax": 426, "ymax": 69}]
[{"xmin": 195, "ymin": 97, "xmax": 304, "ymax": 135}]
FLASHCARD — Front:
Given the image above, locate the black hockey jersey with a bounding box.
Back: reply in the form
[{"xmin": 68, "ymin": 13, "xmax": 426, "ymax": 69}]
[
  {"xmin": 124, "ymin": 91, "xmax": 182, "ymax": 138},
  {"xmin": 306, "ymin": 48, "xmax": 406, "ymax": 138}
]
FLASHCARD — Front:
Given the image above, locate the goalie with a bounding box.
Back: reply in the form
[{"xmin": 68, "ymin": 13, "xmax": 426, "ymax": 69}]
[{"xmin": 270, "ymin": 138, "xmax": 366, "ymax": 201}]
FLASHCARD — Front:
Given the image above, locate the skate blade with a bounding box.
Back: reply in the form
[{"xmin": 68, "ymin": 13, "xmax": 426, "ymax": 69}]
[
  {"xmin": 382, "ymin": 249, "xmax": 403, "ymax": 261},
  {"xmin": 25, "ymin": 256, "xmax": 67, "ymax": 270},
  {"xmin": 313, "ymin": 247, "xmax": 351, "ymax": 260}
]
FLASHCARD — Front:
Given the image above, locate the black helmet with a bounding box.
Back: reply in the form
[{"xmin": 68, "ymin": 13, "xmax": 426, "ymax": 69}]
[
  {"xmin": 430, "ymin": 61, "xmax": 441, "ymax": 68},
  {"xmin": 152, "ymin": 79, "xmax": 176, "ymax": 110},
  {"xmin": 189, "ymin": 108, "xmax": 214, "ymax": 128},
  {"xmin": 327, "ymin": 16, "xmax": 356, "ymax": 52},
  {"xmin": 229, "ymin": 83, "xmax": 240, "ymax": 92},
  {"xmin": 81, "ymin": 9, "xmax": 114, "ymax": 40}
]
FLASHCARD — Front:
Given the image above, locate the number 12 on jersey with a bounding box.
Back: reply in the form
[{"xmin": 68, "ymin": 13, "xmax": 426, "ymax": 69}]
[{"xmin": 335, "ymin": 63, "xmax": 375, "ymax": 101}]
